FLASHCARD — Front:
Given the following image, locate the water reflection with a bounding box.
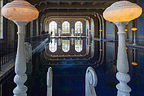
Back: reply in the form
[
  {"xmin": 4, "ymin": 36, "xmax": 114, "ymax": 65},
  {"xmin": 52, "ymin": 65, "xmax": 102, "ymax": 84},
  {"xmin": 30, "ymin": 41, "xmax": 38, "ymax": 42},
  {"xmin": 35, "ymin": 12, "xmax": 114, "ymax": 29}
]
[
  {"xmin": 49, "ymin": 39, "xmax": 57, "ymax": 53},
  {"xmin": 62, "ymin": 40, "xmax": 70, "ymax": 52},
  {"xmin": 75, "ymin": 39, "xmax": 83, "ymax": 52},
  {"xmin": 1, "ymin": 38, "xmax": 144, "ymax": 96},
  {"xmin": 44, "ymin": 37, "xmax": 96, "ymax": 60}
]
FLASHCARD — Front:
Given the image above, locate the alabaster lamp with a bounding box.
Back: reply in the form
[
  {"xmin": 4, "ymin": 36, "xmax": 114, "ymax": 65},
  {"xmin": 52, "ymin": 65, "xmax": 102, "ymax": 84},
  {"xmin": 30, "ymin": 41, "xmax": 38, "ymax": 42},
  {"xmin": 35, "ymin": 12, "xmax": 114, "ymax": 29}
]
[
  {"xmin": 1, "ymin": 0, "xmax": 39, "ymax": 96},
  {"xmin": 131, "ymin": 27, "xmax": 138, "ymax": 45},
  {"xmin": 103, "ymin": 1, "xmax": 142, "ymax": 96}
]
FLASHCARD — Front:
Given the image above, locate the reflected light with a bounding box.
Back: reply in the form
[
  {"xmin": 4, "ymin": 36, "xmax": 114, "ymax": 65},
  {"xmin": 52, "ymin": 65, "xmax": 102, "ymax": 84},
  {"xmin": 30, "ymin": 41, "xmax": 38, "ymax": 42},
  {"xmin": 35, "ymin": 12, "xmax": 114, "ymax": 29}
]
[
  {"xmin": 132, "ymin": 62, "xmax": 138, "ymax": 66},
  {"xmin": 100, "ymin": 30, "xmax": 102, "ymax": 32},
  {"xmin": 125, "ymin": 29, "xmax": 128, "ymax": 32},
  {"xmin": 126, "ymin": 47, "xmax": 128, "ymax": 50},
  {"xmin": 100, "ymin": 49, "xmax": 103, "ymax": 52}
]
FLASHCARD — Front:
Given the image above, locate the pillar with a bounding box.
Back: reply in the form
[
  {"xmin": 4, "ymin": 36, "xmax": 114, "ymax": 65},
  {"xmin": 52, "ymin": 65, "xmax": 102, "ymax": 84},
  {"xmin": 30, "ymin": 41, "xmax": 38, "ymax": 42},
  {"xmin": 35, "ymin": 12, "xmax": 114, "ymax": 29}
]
[
  {"xmin": 13, "ymin": 21, "xmax": 28, "ymax": 96},
  {"xmin": 36, "ymin": 19, "xmax": 39, "ymax": 36},
  {"xmin": 30, "ymin": 21, "xmax": 34, "ymax": 37}
]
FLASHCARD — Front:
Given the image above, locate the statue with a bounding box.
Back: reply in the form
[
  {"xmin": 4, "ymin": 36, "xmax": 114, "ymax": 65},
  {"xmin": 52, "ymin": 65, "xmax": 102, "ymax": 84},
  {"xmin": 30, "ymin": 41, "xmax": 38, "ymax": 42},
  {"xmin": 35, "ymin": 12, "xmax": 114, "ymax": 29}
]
[
  {"xmin": 85, "ymin": 67, "xmax": 98, "ymax": 96},
  {"xmin": 47, "ymin": 67, "xmax": 53, "ymax": 96}
]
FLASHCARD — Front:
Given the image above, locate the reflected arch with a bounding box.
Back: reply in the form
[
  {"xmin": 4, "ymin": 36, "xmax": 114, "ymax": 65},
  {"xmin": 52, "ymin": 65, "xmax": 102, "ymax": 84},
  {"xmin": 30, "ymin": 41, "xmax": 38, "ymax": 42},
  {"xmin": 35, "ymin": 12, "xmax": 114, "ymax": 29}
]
[
  {"xmin": 62, "ymin": 40, "xmax": 70, "ymax": 52},
  {"xmin": 49, "ymin": 39, "xmax": 57, "ymax": 52},
  {"xmin": 75, "ymin": 39, "xmax": 83, "ymax": 52}
]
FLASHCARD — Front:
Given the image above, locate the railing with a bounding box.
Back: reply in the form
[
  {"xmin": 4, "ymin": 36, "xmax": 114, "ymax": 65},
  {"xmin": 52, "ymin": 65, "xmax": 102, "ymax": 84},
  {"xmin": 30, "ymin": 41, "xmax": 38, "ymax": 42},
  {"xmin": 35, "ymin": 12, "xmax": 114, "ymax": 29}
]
[
  {"xmin": 46, "ymin": 66, "xmax": 97, "ymax": 96},
  {"xmin": 85, "ymin": 67, "xmax": 97, "ymax": 96},
  {"xmin": 0, "ymin": 34, "xmax": 49, "ymax": 71},
  {"xmin": 0, "ymin": 40, "xmax": 17, "ymax": 71},
  {"xmin": 25, "ymin": 34, "xmax": 49, "ymax": 50}
]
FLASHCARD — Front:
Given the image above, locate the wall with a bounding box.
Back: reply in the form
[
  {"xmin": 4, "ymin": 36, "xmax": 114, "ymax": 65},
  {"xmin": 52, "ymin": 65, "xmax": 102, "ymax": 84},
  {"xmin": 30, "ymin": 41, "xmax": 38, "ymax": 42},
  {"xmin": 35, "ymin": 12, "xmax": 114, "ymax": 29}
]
[
  {"xmin": 137, "ymin": 0, "xmax": 144, "ymax": 45},
  {"xmin": 105, "ymin": 21, "xmax": 115, "ymax": 40},
  {"xmin": 44, "ymin": 18, "xmax": 86, "ymax": 36}
]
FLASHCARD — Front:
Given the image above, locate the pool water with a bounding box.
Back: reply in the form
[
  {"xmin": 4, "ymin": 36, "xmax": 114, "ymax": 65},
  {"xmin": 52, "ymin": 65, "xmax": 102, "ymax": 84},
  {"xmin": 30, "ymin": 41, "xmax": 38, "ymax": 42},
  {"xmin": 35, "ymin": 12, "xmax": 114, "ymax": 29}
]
[{"xmin": 1, "ymin": 38, "xmax": 144, "ymax": 96}]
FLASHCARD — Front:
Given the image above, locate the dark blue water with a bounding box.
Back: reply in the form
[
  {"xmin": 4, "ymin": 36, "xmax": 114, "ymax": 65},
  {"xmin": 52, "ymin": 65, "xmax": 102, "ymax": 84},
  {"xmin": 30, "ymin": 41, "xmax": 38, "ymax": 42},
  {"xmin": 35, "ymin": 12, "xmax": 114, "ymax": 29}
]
[{"xmin": 1, "ymin": 39, "xmax": 144, "ymax": 96}]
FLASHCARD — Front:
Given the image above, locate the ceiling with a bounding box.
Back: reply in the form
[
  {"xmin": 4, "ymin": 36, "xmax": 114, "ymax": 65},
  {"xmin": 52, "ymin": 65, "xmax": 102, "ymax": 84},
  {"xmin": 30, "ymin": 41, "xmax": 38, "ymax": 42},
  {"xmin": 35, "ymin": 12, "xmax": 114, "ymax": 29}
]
[{"xmin": 27, "ymin": 0, "xmax": 137, "ymax": 19}]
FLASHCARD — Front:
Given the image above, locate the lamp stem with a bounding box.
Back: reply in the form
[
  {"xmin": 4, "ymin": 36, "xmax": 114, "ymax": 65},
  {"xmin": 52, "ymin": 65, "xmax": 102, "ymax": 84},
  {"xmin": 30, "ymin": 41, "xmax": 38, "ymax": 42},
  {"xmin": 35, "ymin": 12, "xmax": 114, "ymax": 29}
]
[
  {"xmin": 115, "ymin": 22, "xmax": 131, "ymax": 96},
  {"xmin": 13, "ymin": 21, "xmax": 28, "ymax": 96},
  {"xmin": 133, "ymin": 31, "xmax": 136, "ymax": 45}
]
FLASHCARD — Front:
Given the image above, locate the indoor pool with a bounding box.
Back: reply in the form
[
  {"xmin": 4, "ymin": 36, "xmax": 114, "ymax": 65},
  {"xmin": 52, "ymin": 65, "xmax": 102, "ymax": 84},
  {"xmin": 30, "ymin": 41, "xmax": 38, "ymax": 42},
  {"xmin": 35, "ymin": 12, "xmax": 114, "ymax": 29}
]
[{"xmin": 1, "ymin": 38, "xmax": 144, "ymax": 96}]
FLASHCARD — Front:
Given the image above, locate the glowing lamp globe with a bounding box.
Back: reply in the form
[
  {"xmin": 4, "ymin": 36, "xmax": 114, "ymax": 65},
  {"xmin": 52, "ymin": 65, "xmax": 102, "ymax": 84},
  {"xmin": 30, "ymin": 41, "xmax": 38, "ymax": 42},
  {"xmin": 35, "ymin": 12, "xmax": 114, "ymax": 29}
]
[
  {"xmin": 131, "ymin": 27, "xmax": 138, "ymax": 31},
  {"xmin": 103, "ymin": 1, "xmax": 142, "ymax": 23},
  {"xmin": 1, "ymin": 0, "xmax": 39, "ymax": 22}
]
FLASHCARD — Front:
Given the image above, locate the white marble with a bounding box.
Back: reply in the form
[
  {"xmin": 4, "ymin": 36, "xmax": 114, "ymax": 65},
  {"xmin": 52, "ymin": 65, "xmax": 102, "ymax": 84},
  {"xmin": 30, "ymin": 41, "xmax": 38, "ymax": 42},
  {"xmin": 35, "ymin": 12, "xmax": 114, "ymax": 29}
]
[
  {"xmin": 47, "ymin": 67, "xmax": 53, "ymax": 96},
  {"xmin": 13, "ymin": 22, "xmax": 28, "ymax": 96},
  {"xmin": 115, "ymin": 22, "xmax": 131, "ymax": 96},
  {"xmin": 133, "ymin": 31, "xmax": 136, "ymax": 45},
  {"xmin": 85, "ymin": 67, "xmax": 97, "ymax": 96},
  {"xmin": 24, "ymin": 42, "xmax": 32, "ymax": 63}
]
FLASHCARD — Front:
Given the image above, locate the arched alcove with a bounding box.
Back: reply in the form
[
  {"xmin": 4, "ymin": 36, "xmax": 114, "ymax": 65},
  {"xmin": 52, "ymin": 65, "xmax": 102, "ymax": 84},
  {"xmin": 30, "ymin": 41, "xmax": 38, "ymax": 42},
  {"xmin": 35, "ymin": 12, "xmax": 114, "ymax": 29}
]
[
  {"xmin": 62, "ymin": 21, "xmax": 70, "ymax": 34},
  {"xmin": 75, "ymin": 21, "xmax": 83, "ymax": 34},
  {"xmin": 49, "ymin": 21, "xmax": 57, "ymax": 36}
]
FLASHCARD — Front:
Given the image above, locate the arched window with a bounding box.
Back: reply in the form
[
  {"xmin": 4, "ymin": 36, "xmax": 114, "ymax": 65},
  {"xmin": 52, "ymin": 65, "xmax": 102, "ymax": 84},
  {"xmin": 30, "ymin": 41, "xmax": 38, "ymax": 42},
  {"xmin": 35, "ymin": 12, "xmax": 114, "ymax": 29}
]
[
  {"xmin": 49, "ymin": 39, "xmax": 57, "ymax": 52},
  {"xmin": 75, "ymin": 39, "xmax": 83, "ymax": 52},
  {"xmin": 49, "ymin": 21, "xmax": 57, "ymax": 36},
  {"xmin": 75, "ymin": 21, "xmax": 83, "ymax": 33},
  {"xmin": 62, "ymin": 40, "xmax": 70, "ymax": 52},
  {"xmin": 62, "ymin": 21, "xmax": 70, "ymax": 33},
  {"xmin": 0, "ymin": 0, "xmax": 3, "ymax": 39}
]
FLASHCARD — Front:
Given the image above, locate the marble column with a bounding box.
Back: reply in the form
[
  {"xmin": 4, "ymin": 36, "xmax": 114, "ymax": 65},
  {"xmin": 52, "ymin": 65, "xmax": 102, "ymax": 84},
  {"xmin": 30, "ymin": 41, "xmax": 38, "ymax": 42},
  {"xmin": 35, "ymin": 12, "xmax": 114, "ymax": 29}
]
[
  {"xmin": 40, "ymin": 22, "xmax": 43, "ymax": 35},
  {"xmin": 133, "ymin": 31, "xmax": 136, "ymax": 45},
  {"xmin": 30, "ymin": 21, "xmax": 34, "ymax": 37},
  {"xmin": 13, "ymin": 21, "xmax": 28, "ymax": 96},
  {"xmin": 115, "ymin": 22, "xmax": 131, "ymax": 96},
  {"xmin": 36, "ymin": 19, "xmax": 39, "ymax": 36}
]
